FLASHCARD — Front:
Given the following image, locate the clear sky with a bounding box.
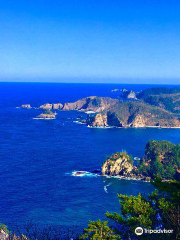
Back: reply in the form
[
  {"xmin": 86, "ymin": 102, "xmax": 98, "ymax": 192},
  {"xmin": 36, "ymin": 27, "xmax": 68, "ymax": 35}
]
[{"xmin": 0, "ymin": 0, "xmax": 180, "ymax": 84}]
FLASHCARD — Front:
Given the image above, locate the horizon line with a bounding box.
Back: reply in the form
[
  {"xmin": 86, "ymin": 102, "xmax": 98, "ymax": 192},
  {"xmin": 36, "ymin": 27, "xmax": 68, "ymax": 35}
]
[{"xmin": 0, "ymin": 81, "xmax": 180, "ymax": 85}]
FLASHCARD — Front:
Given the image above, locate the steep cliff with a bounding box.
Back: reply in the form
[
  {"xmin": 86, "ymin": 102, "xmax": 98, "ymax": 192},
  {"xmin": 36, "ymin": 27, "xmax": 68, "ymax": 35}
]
[
  {"xmin": 87, "ymin": 100, "xmax": 180, "ymax": 128},
  {"xmin": 39, "ymin": 103, "xmax": 63, "ymax": 110},
  {"xmin": 86, "ymin": 113, "xmax": 108, "ymax": 127},
  {"xmin": 39, "ymin": 96, "xmax": 118, "ymax": 112},
  {"xmin": 101, "ymin": 140, "xmax": 180, "ymax": 181},
  {"xmin": 101, "ymin": 152, "xmax": 144, "ymax": 180},
  {"xmin": 121, "ymin": 90, "xmax": 137, "ymax": 99},
  {"xmin": 22, "ymin": 89, "xmax": 180, "ymax": 128}
]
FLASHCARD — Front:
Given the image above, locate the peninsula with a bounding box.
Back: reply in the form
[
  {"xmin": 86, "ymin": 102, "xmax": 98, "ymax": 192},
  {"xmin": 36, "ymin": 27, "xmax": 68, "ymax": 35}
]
[{"xmin": 20, "ymin": 87, "xmax": 180, "ymax": 128}]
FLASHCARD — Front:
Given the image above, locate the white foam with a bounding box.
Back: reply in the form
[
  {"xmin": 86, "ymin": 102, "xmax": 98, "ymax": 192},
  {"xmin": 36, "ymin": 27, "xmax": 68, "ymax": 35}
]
[
  {"xmin": 33, "ymin": 118, "xmax": 55, "ymax": 120},
  {"xmin": 104, "ymin": 183, "xmax": 112, "ymax": 193},
  {"xmin": 71, "ymin": 171, "xmax": 98, "ymax": 178},
  {"xmin": 104, "ymin": 186, "xmax": 108, "ymax": 193},
  {"xmin": 73, "ymin": 121, "xmax": 86, "ymax": 125}
]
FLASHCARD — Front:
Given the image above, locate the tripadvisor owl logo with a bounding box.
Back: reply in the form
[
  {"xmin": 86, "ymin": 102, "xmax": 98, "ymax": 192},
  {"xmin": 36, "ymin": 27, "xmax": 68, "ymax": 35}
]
[
  {"xmin": 135, "ymin": 227, "xmax": 174, "ymax": 235},
  {"xmin": 135, "ymin": 227, "xmax": 143, "ymax": 235}
]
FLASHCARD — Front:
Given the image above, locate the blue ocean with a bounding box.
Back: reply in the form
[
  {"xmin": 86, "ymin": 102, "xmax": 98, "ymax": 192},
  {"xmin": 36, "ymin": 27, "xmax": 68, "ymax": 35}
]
[{"xmin": 0, "ymin": 83, "xmax": 180, "ymax": 230}]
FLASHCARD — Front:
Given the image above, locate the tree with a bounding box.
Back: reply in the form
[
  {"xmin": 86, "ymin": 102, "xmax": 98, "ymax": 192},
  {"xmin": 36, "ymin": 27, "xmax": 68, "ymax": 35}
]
[
  {"xmin": 0, "ymin": 223, "xmax": 10, "ymax": 233},
  {"xmin": 151, "ymin": 157, "xmax": 165, "ymax": 178},
  {"xmin": 106, "ymin": 193, "xmax": 156, "ymax": 239},
  {"xmin": 79, "ymin": 220, "xmax": 121, "ymax": 240}
]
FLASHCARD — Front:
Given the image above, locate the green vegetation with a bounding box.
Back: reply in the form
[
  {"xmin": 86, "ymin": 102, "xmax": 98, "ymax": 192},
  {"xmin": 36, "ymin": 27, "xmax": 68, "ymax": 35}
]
[
  {"xmin": 105, "ymin": 151, "xmax": 133, "ymax": 166},
  {"xmin": 108, "ymin": 152, "xmax": 131, "ymax": 161},
  {"xmin": 137, "ymin": 87, "xmax": 180, "ymax": 99},
  {"xmin": 44, "ymin": 109, "xmax": 54, "ymax": 115},
  {"xmin": 1, "ymin": 139, "xmax": 180, "ymax": 239},
  {"xmin": 79, "ymin": 220, "xmax": 121, "ymax": 240},
  {"xmin": 0, "ymin": 223, "xmax": 10, "ymax": 233},
  {"xmin": 107, "ymin": 100, "xmax": 179, "ymax": 127},
  {"xmin": 80, "ymin": 139, "xmax": 180, "ymax": 239},
  {"xmin": 138, "ymin": 140, "xmax": 180, "ymax": 180},
  {"xmin": 103, "ymin": 140, "xmax": 180, "ymax": 181},
  {"xmin": 137, "ymin": 87, "xmax": 180, "ymax": 113},
  {"xmin": 79, "ymin": 178, "xmax": 180, "ymax": 240}
]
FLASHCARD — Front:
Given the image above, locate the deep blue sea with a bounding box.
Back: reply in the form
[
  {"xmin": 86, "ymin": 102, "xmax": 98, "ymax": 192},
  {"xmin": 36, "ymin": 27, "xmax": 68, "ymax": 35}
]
[{"xmin": 0, "ymin": 83, "xmax": 180, "ymax": 231}]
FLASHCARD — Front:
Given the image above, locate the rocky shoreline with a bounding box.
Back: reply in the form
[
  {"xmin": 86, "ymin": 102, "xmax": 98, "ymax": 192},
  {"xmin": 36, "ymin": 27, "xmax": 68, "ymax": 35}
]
[
  {"xmin": 71, "ymin": 170, "xmax": 151, "ymax": 182},
  {"xmin": 99, "ymin": 140, "xmax": 180, "ymax": 182},
  {"xmin": 19, "ymin": 87, "xmax": 180, "ymax": 128}
]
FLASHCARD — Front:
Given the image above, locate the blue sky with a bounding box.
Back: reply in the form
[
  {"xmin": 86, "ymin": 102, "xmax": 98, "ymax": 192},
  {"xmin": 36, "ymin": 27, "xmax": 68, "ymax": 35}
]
[{"xmin": 0, "ymin": 0, "xmax": 180, "ymax": 84}]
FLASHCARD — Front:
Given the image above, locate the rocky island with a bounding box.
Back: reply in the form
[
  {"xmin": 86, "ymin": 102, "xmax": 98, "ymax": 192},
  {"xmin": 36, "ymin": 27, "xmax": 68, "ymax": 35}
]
[
  {"xmin": 35, "ymin": 110, "xmax": 56, "ymax": 119},
  {"xmin": 21, "ymin": 104, "xmax": 31, "ymax": 108},
  {"xmin": 101, "ymin": 140, "xmax": 180, "ymax": 181},
  {"xmin": 20, "ymin": 87, "xmax": 180, "ymax": 128},
  {"xmin": 120, "ymin": 89, "xmax": 137, "ymax": 99},
  {"xmin": 101, "ymin": 151, "xmax": 147, "ymax": 181}
]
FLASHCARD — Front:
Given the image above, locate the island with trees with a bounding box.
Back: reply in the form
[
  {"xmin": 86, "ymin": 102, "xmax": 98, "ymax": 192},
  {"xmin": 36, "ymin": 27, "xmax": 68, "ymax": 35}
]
[{"xmin": 101, "ymin": 140, "xmax": 180, "ymax": 182}]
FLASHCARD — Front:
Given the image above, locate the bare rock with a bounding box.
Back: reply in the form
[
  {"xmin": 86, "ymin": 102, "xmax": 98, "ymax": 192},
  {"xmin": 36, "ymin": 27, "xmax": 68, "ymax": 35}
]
[
  {"xmin": 101, "ymin": 152, "xmax": 133, "ymax": 176},
  {"xmin": 87, "ymin": 113, "xmax": 108, "ymax": 127},
  {"xmin": 36, "ymin": 110, "xmax": 56, "ymax": 119},
  {"xmin": 21, "ymin": 104, "xmax": 31, "ymax": 108},
  {"xmin": 39, "ymin": 103, "xmax": 63, "ymax": 110}
]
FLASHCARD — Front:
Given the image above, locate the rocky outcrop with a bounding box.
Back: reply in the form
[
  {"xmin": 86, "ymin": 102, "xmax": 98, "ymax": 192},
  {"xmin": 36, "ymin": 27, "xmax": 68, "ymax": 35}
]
[
  {"xmin": 21, "ymin": 104, "xmax": 31, "ymax": 108},
  {"xmin": 121, "ymin": 90, "xmax": 137, "ymax": 99},
  {"xmin": 87, "ymin": 112, "xmax": 122, "ymax": 128},
  {"xmin": 0, "ymin": 229, "xmax": 9, "ymax": 240},
  {"xmin": 38, "ymin": 97, "xmax": 118, "ymax": 112},
  {"xmin": 0, "ymin": 229, "xmax": 29, "ymax": 240},
  {"xmin": 87, "ymin": 113, "xmax": 108, "ymax": 127},
  {"xmin": 127, "ymin": 91, "xmax": 137, "ymax": 99},
  {"xmin": 111, "ymin": 89, "xmax": 119, "ymax": 92},
  {"xmin": 101, "ymin": 152, "xmax": 145, "ymax": 180},
  {"xmin": 39, "ymin": 103, "xmax": 63, "ymax": 110},
  {"xmin": 21, "ymin": 88, "xmax": 180, "ymax": 128},
  {"xmin": 35, "ymin": 110, "xmax": 56, "ymax": 119}
]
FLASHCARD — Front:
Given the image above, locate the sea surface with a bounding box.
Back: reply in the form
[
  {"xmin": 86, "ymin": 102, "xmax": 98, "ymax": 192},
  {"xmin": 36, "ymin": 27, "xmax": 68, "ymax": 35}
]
[{"xmin": 0, "ymin": 82, "xmax": 180, "ymax": 231}]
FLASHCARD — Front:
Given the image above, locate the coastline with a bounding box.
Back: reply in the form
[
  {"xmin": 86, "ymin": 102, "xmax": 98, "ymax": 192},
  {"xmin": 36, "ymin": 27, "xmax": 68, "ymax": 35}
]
[
  {"xmin": 71, "ymin": 171, "xmax": 151, "ymax": 182},
  {"xmin": 71, "ymin": 171, "xmax": 172, "ymax": 183},
  {"xmin": 85, "ymin": 124, "xmax": 180, "ymax": 129}
]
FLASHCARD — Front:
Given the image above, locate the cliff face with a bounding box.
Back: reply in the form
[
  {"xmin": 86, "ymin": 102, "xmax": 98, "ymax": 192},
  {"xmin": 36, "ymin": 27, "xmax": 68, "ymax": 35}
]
[
  {"xmin": 121, "ymin": 90, "xmax": 137, "ymax": 99},
  {"xmin": 39, "ymin": 96, "xmax": 118, "ymax": 112},
  {"xmin": 87, "ymin": 101, "xmax": 180, "ymax": 128},
  {"xmin": 87, "ymin": 112, "xmax": 123, "ymax": 128},
  {"xmin": 101, "ymin": 152, "xmax": 144, "ymax": 179},
  {"xmin": 101, "ymin": 140, "xmax": 180, "ymax": 181},
  {"xmin": 87, "ymin": 113, "xmax": 108, "ymax": 127},
  {"xmin": 101, "ymin": 153, "xmax": 133, "ymax": 176},
  {"xmin": 23, "ymin": 90, "xmax": 180, "ymax": 128},
  {"xmin": 39, "ymin": 103, "xmax": 63, "ymax": 110}
]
